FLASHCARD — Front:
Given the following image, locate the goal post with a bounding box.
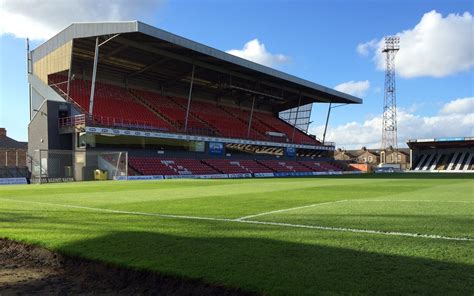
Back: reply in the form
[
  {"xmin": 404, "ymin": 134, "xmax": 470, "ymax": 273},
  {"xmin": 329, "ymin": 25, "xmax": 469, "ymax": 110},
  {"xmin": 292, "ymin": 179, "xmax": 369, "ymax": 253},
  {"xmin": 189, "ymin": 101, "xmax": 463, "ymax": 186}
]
[
  {"xmin": 96, "ymin": 151, "xmax": 128, "ymax": 180},
  {"xmin": 30, "ymin": 149, "xmax": 128, "ymax": 183}
]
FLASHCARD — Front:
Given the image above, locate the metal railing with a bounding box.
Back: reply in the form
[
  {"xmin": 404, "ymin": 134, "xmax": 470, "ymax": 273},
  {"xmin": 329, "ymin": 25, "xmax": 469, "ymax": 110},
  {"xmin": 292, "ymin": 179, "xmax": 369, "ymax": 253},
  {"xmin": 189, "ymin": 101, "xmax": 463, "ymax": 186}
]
[
  {"xmin": 58, "ymin": 115, "xmax": 86, "ymax": 127},
  {"xmin": 59, "ymin": 114, "xmax": 170, "ymax": 132},
  {"xmin": 50, "ymin": 84, "xmax": 88, "ymax": 114},
  {"xmin": 58, "ymin": 114, "xmax": 331, "ymax": 146}
]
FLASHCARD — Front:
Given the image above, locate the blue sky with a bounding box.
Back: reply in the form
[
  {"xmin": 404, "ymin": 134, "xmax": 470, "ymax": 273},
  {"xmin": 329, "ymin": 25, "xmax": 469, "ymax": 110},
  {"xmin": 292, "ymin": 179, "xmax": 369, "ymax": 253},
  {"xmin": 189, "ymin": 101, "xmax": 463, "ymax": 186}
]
[{"xmin": 1, "ymin": 0, "xmax": 473, "ymax": 148}]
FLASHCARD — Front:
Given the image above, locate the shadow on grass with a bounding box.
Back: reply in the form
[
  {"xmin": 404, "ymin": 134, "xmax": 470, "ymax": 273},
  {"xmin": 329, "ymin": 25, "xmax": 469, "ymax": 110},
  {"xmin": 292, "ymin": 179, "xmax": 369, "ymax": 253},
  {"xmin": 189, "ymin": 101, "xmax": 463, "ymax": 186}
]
[{"xmin": 43, "ymin": 231, "xmax": 474, "ymax": 295}]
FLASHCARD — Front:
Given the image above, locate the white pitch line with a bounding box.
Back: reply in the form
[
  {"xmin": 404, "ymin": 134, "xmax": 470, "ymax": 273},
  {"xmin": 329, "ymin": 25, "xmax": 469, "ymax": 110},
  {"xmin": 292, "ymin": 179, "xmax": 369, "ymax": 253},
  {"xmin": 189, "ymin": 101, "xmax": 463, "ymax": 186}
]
[
  {"xmin": 236, "ymin": 200, "xmax": 348, "ymax": 220},
  {"xmin": 348, "ymin": 200, "xmax": 474, "ymax": 204},
  {"xmin": 1, "ymin": 198, "xmax": 473, "ymax": 242},
  {"xmin": 237, "ymin": 199, "xmax": 474, "ymax": 221},
  {"xmin": 239, "ymin": 220, "xmax": 474, "ymax": 242},
  {"xmin": 0, "ymin": 198, "xmax": 235, "ymax": 222}
]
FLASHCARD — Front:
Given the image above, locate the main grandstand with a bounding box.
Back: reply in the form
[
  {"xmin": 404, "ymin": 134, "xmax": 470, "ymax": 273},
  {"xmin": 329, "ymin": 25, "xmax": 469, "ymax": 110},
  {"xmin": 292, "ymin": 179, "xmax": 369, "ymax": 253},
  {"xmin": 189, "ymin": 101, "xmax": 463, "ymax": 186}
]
[{"xmin": 27, "ymin": 21, "xmax": 361, "ymax": 181}]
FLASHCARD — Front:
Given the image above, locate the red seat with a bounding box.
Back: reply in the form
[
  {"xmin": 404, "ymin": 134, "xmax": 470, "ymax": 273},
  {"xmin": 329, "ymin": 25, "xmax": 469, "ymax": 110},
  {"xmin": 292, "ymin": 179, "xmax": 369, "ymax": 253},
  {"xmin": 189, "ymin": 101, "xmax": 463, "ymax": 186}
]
[
  {"xmin": 203, "ymin": 159, "xmax": 273, "ymax": 174},
  {"xmin": 49, "ymin": 74, "xmax": 319, "ymax": 144},
  {"xmin": 257, "ymin": 160, "xmax": 312, "ymax": 173},
  {"xmin": 299, "ymin": 161, "xmax": 342, "ymax": 172},
  {"xmin": 129, "ymin": 157, "xmax": 218, "ymax": 176},
  {"xmin": 49, "ymin": 74, "xmax": 172, "ymax": 131}
]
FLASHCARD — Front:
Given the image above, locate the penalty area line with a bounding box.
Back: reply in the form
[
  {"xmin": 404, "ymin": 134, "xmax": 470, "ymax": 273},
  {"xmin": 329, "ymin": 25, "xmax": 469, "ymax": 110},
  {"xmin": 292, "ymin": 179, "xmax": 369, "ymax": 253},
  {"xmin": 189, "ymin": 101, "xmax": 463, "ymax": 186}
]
[{"xmin": 1, "ymin": 197, "xmax": 473, "ymax": 242}]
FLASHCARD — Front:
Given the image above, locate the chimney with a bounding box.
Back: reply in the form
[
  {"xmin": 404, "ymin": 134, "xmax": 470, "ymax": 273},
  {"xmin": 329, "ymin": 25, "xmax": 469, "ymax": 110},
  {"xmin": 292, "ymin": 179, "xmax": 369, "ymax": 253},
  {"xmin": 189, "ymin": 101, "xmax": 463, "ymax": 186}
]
[{"xmin": 0, "ymin": 128, "xmax": 6, "ymax": 137}]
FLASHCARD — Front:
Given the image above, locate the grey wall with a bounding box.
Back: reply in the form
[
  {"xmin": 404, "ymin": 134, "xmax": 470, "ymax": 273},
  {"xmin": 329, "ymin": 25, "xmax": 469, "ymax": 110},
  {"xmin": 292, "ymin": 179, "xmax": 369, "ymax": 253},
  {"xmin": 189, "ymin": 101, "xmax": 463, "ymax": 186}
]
[
  {"xmin": 28, "ymin": 100, "xmax": 73, "ymax": 156},
  {"xmin": 28, "ymin": 101, "xmax": 49, "ymax": 157}
]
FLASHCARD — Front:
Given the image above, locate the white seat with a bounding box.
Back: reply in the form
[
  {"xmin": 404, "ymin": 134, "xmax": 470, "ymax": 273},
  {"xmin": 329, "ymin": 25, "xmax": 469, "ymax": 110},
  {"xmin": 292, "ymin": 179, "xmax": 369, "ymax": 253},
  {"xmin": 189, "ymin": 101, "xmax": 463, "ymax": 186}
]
[{"xmin": 447, "ymin": 152, "xmax": 459, "ymax": 171}]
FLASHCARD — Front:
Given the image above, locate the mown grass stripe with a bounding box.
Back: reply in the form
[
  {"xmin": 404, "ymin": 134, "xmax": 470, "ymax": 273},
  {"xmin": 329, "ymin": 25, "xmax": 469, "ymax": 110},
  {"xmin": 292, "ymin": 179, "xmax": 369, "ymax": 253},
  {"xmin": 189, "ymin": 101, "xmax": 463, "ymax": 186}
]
[{"xmin": 1, "ymin": 197, "xmax": 472, "ymax": 242}]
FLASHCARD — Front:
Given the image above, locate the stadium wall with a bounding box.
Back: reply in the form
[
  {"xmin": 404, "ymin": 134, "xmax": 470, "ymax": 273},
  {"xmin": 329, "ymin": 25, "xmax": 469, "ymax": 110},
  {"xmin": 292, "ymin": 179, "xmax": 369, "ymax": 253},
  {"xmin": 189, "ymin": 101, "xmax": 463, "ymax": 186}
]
[
  {"xmin": 33, "ymin": 41, "xmax": 72, "ymax": 84},
  {"xmin": 28, "ymin": 101, "xmax": 73, "ymax": 157}
]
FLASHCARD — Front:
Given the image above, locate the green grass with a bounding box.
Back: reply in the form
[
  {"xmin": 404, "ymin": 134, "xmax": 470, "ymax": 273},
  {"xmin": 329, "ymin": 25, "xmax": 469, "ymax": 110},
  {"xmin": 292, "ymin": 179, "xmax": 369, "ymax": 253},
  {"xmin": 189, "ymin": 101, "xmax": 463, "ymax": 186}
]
[{"xmin": 1, "ymin": 176, "xmax": 473, "ymax": 295}]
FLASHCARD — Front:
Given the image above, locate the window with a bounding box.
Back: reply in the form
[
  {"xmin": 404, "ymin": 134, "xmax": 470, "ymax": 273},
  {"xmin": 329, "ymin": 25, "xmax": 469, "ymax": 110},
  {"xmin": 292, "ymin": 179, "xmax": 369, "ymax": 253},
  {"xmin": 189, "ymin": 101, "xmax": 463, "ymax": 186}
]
[{"xmin": 368, "ymin": 156, "xmax": 373, "ymax": 162}]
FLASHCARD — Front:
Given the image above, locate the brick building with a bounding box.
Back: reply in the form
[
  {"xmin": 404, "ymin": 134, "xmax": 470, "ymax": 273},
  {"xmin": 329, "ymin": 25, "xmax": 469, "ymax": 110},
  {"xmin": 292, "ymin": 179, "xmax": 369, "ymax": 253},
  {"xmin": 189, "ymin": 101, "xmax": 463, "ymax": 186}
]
[
  {"xmin": 0, "ymin": 128, "xmax": 28, "ymax": 167},
  {"xmin": 334, "ymin": 149, "xmax": 356, "ymax": 161},
  {"xmin": 356, "ymin": 148, "xmax": 380, "ymax": 165},
  {"xmin": 382, "ymin": 150, "xmax": 410, "ymax": 169},
  {"xmin": 335, "ymin": 147, "xmax": 411, "ymax": 170}
]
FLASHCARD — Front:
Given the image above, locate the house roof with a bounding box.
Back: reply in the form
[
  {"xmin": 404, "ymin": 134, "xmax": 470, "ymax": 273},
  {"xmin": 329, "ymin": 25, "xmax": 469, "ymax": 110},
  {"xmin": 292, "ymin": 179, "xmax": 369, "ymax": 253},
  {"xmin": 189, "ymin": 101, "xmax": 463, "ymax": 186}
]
[
  {"xmin": 335, "ymin": 150, "xmax": 357, "ymax": 158},
  {"xmin": 386, "ymin": 149, "xmax": 410, "ymax": 155},
  {"xmin": 346, "ymin": 149, "xmax": 380, "ymax": 157},
  {"xmin": 0, "ymin": 136, "xmax": 27, "ymax": 149}
]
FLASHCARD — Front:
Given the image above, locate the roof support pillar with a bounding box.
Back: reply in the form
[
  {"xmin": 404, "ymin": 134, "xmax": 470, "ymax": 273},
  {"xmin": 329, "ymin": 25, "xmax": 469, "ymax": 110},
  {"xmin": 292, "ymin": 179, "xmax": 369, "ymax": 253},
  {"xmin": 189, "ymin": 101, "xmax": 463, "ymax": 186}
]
[
  {"xmin": 291, "ymin": 93, "xmax": 302, "ymax": 142},
  {"xmin": 66, "ymin": 39, "xmax": 74, "ymax": 102},
  {"xmin": 88, "ymin": 34, "xmax": 120, "ymax": 115},
  {"xmin": 88, "ymin": 37, "xmax": 100, "ymax": 115},
  {"xmin": 322, "ymin": 102, "xmax": 332, "ymax": 145},
  {"xmin": 26, "ymin": 38, "xmax": 33, "ymax": 120},
  {"xmin": 184, "ymin": 64, "xmax": 196, "ymax": 132},
  {"xmin": 66, "ymin": 67, "xmax": 72, "ymax": 100},
  {"xmin": 322, "ymin": 103, "xmax": 348, "ymax": 145},
  {"xmin": 125, "ymin": 152, "xmax": 128, "ymax": 180},
  {"xmin": 247, "ymin": 95, "xmax": 256, "ymax": 138}
]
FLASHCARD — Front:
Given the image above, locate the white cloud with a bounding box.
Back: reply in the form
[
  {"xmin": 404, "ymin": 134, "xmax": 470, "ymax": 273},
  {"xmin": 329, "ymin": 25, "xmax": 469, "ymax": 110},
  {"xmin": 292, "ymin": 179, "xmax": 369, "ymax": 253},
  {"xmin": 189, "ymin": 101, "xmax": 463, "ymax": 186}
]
[
  {"xmin": 356, "ymin": 39, "xmax": 377, "ymax": 57},
  {"xmin": 0, "ymin": 0, "xmax": 164, "ymax": 40},
  {"xmin": 334, "ymin": 80, "xmax": 370, "ymax": 97},
  {"xmin": 373, "ymin": 87, "xmax": 382, "ymax": 94},
  {"xmin": 440, "ymin": 97, "xmax": 474, "ymax": 115},
  {"xmin": 310, "ymin": 97, "xmax": 474, "ymax": 149},
  {"xmin": 226, "ymin": 39, "xmax": 289, "ymax": 67},
  {"xmin": 357, "ymin": 10, "xmax": 474, "ymax": 78}
]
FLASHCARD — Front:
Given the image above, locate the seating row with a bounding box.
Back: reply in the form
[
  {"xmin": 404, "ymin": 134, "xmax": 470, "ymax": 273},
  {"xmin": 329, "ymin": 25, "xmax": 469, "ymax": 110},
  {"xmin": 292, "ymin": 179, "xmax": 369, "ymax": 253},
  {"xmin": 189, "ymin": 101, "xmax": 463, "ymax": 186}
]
[
  {"xmin": 129, "ymin": 157, "xmax": 343, "ymax": 176},
  {"xmin": 50, "ymin": 75, "xmax": 319, "ymax": 144}
]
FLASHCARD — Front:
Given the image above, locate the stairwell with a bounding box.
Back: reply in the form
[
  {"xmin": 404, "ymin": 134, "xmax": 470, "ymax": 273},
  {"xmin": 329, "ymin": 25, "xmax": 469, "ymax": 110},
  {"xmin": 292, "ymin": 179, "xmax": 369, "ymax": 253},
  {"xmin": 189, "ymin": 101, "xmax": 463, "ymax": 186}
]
[
  {"xmin": 229, "ymin": 161, "xmax": 252, "ymax": 173},
  {"xmin": 165, "ymin": 96, "xmax": 218, "ymax": 132},
  {"xmin": 255, "ymin": 160, "xmax": 276, "ymax": 173},
  {"xmin": 217, "ymin": 105, "xmax": 266, "ymax": 137},
  {"xmin": 201, "ymin": 161, "xmax": 225, "ymax": 174},
  {"xmin": 299, "ymin": 161, "xmax": 314, "ymax": 171},
  {"xmin": 128, "ymin": 90, "xmax": 178, "ymax": 130}
]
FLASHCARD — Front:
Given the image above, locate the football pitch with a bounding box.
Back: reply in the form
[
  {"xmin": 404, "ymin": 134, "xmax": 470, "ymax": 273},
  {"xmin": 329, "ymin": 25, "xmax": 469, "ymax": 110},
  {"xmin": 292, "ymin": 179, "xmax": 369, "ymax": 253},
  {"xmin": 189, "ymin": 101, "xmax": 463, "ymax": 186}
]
[{"xmin": 1, "ymin": 175, "xmax": 473, "ymax": 295}]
